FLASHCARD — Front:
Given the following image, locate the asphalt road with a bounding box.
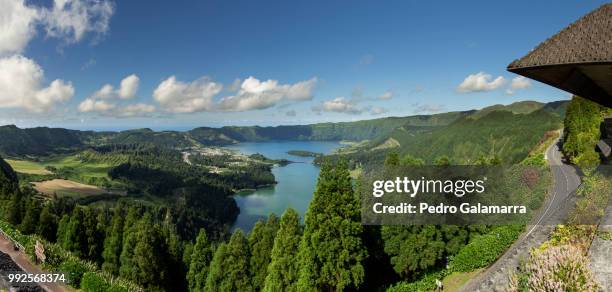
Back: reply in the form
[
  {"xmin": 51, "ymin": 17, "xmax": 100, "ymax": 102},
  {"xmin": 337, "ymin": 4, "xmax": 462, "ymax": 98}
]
[{"xmin": 459, "ymin": 137, "xmax": 582, "ymax": 291}]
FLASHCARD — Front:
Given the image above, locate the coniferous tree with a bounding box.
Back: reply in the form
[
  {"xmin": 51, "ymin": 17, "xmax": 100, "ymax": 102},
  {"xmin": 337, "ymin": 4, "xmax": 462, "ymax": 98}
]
[
  {"xmin": 206, "ymin": 230, "xmax": 252, "ymax": 292},
  {"xmin": 20, "ymin": 198, "xmax": 40, "ymax": 234},
  {"xmin": 249, "ymin": 214, "xmax": 279, "ymax": 291},
  {"xmin": 83, "ymin": 208, "xmax": 104, "ymax": 262},
  {"xmin": 38, "ymin": 204, "xmax": 58, "ymax": 242},
  {"xmin": 297, "ymin": 160, "xmax": 367, "ymax": 291},
  {"xmin": 7, "ymin": 193, "xmax": 23, "ymax": 225},
  {"xmin": 264, "ymin": 208, "xmax": 301, "ymax": 292},
  {"xmin": 206, "ymin": 242, "xmax": 228, "ymax": 291},
  {"xmin": 63, "ymin": 208, "xmax": 85, "ymax": 257},
  {"xmin": 187, "ymin": 229, "xmax": 214, "ymax": 291},
  {"xmin": 102, "ymin": 211, "xmax": 124, "ymax": 275},
  {"xmin": 131, "ymin": 214, "xmax": 167, "ymax": 289},
  {"xmin": 56, "ymin": 215, "xmax": 70, "ymax": 245}
]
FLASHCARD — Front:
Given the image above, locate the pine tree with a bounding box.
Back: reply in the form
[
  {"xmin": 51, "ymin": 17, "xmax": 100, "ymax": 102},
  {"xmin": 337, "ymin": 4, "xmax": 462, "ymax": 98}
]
[
  {"xmin": 187, "ymin": 229, "xmax": 214, "ymax": 291},
  {"xmin": 131, "ymin": 215, "xmax": 167, "ymax": 289},
  {"xmin": 83, "ymin": 208, "xmax": 104, "ymax": 263},
  {"xmin": 20, "ymin": 198, "xmax": 40, "ymax": 234},
  {"xmin": 249, "ymin": 214, "xmax": 279, "ymax": 291},
  {"xmin": 63, "ymin": 208, "xmax": 85, "ymax": 257},
  {"xmin": 206, "ymin": 230, "xmax": 252, "ymax": 292},
  {"xmin": 297, "ymin": 160, "xmax": 367, "ymax": 291},
  {"xmin": 7, "ymin": 193, "xmax": 23, "ymax": 225},
  {"xmin": 206, "ymin": 242, "xmax": 228, "ymax": 291},
  {"xmin": 56, "ymin": 215, "xmax": 70, "ymax": 245},
  {"xmin": 264, "ymin": 208, "xmax": 301, "ymax": 292},
  {"xmin": 38, "ymin": 204, "xmax": 58, "ymax": 242},
  {"xmin": 102, "ymin": 211, "xmax": 124, "ymax": 275}
]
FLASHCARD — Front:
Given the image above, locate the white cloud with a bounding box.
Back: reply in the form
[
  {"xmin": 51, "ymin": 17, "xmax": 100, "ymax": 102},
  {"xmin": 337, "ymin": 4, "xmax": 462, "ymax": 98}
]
[
  {"xmin": 506, "ymin": 76, "xmax": 532, "ymax": 95},
  {"xmin": 285, "ymin": 110, "xmax": 297, "ymax": 117},
  {"xmin": 378, "ymin": 91, "xmax": 393, "ymax": 100},
  {"xmin": 153, "ymin": 76, "xmax": 222, "ymax": 113},
  {"xmin": 118, "ymin": 74, "xmax": 139, "ymax": 99},
  {"xmin": 114, "ymin": 103, "xmax": 155, "ymax": 118},
  {"xmin": 0, "ymin": 0, "xmax": 39, "ymax": 56},
  {"xmin": 218, "ymin": 77, "xmax": 317, "ymax": 112},
  {"xmin": 457, "ymin": 72, "xmax": 505, "ymax": 93},
  {"xmin": 0, "ymin": 0, "xmax": 115, "ymax": 56},
  {"xmin": 78, "ymin": 98, "xmax": 155, "ymax": 118},
  {"xmin": 89, "ymin": 74, "xmax": 140, "ymax": 100},
  {"xmin": 510, "ymin": 76, "xmax": 531, "ymax": 90},
  {"xmin": 0, "ymin": 55, "xmax": 74, "ymax": 112},
  {"xmin": 314, "ymin": 97, "xmax": 362, "ymax": 115},
  {"xmin": 40, "ymin": 0, "xmax": 115, "ymax": 44},
  {"xmin": 78, "ymin": 98, "xmax": 115, "ymax": 112}
]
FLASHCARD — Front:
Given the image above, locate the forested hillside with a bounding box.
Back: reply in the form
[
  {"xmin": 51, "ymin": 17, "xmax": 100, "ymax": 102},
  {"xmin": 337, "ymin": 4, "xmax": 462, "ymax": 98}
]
[
  {"xmin": 320, "ymin": 104, "xmax": 566, "ymax": 166},
  {"xmin": 0, "ymin": 100, "xmax": 567, "ymax": 158}
]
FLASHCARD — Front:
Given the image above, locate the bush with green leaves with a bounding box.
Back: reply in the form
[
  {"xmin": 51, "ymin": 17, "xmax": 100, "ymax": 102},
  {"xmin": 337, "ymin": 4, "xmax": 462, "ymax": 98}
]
[
  {"xmin": 449, "ymin": 225, "xmax": 523, "ymax": 272},
  {"xmin": 59, "ymin": 259, "xmax": 88, "ymax": 287}
]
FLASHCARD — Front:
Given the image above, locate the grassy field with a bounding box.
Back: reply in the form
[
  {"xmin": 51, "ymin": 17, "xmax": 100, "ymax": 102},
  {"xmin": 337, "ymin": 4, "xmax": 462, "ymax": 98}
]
[
  {"xmin": 32, "ymin": 179, "xmax": 125, "ymax": 198},
  {"xmin": 5, "ymin": 159, "xmax": 53, "ymax": 175},
  {"xmin": 42, "ymin": 155, "xmax": 114, "ymax": 179}
]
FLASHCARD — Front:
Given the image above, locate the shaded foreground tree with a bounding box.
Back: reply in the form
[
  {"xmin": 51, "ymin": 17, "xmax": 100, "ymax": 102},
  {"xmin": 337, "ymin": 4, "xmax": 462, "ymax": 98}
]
[
  {"xmin": 297, "ymin": 160, "xmax": 367, "ymax": 291},
  {"xmin": 187, "ymin": 229, "xmax": 214, "ymax": 291},
  {"xmin": 264, "ymin": 208, "xmax": 302, "ymax": 292},
  {"xmin": 249, "ymin": 214, "xmax": 279, "ymax": 291},
  {"xmin": 206, "ymin": 229, "xmax": 252, "ymax": 291}
]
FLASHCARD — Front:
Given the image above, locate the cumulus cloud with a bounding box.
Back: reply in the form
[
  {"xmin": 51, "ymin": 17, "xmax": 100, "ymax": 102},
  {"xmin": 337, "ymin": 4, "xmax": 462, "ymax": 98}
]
[
  {"xmin": 78, "ymin": 99, "xmax": 154, "ymax": 118},
  {"xmin": 457, "ymin": 72, "xmax": 505, "ymax": 93},
  {"xmin": 79, "ymin": 74, "xmax": 152, "ymax": 117},
  {"xmin": 506, "ymin": 76, "xmax": 532, "ymax": 95},
  {"xmin": 118, "ymin": 74, "xmax": 139, "ymax": 99},
  {"xmin": 218, "ymin": 77, "xmax": 317, "ymax": 112},
  {"xmin": 114, "ymin": 103, "xmax": 155, "ymax": 118},
  {"xmin": 0, "ymin": 0, "xmax": 39, "ymax": 56},
  {"xmin": 153, "ymin": 76, "xmax": 222, "ymax": 113},
  {"xmin": 313, "ymin": 97, "xmax": 362, "ymax": 115},
  {"xmin": 0, "ymin": 0, "xmax": 115, "ymax": 56},
  {"xmin": 78, "ymin": 98, "xmax": 115, "ymax": 112},
  {"xmin": 0, "ymin": 55, "xmax": 74, "ymax": 112},
  {"xmin": 89, "ymin": 74, "xmax": 140, "ymax": 100},
  {"xmin": 40, "ymin": 0, "xmax": 115, "ymax": 44},
  {"xmin": 285, "ymin": 110, "xmax": 297, "ymax": 117}
]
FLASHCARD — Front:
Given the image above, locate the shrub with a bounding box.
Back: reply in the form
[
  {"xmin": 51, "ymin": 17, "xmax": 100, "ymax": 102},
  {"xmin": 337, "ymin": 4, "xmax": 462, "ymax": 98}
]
[
  {"xmin": 449, "ymin": 225, "xmax": 523, "ymax": 272},
  {"xmin": 81, "ymin": 272, "xmax": 109, "ymax": 292},
  {"xmin": 59, "ymin": 259, "xmax": 88, "ymax": 287},
  {"xmin": 525, "ymin": 245, "xmax": 598, "ymax": 291}
]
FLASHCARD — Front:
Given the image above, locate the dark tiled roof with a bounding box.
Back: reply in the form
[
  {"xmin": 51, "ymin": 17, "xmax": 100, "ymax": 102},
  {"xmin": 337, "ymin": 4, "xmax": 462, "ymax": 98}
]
[{"xmin": 508, "ymin": 4, "xmax": 612, "ymax": 69}]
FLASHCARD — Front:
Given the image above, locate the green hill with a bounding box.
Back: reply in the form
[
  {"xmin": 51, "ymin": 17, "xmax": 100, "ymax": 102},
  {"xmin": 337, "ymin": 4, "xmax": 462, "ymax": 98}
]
[
  {"xmin": 0, "ymin": 155, "xmax": 18, "ymax": 197},
  {"xmin": 334, "ymin": 102, "xmax": 567, "ymax": 165},
  {"xmin": 0, "ymin": 100, "xmax": 568, "ymax": 159}
]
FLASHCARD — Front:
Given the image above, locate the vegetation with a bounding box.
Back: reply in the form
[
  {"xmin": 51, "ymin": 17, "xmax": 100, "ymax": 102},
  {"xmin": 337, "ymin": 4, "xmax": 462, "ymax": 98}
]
[
  {"xmin": 562, "ymin": 96, "xmax": 612, "ymax": 169},
  {"xmin": 287, "ymin": 150, "xmax": 322, "ymax": 157},
  {"xmin": 297, "ymin": 160, "xmax": 367, "ymax": 291}
]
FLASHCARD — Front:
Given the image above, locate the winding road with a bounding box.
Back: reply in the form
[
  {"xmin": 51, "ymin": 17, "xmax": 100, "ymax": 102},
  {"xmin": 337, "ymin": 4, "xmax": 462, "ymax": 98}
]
[{"xmin": 459, "ymin": 136, "xmax": 582, "ymax": 291}]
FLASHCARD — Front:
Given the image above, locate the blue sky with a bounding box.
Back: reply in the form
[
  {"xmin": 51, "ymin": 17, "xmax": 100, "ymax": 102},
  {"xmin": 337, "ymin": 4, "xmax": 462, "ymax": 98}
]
[{"xmin": 0, "ymin": 0, "xmax": 607, "ymax": 130}]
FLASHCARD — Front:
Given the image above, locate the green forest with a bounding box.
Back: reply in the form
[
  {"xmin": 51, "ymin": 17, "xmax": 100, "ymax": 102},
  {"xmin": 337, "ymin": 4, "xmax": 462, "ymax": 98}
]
[{"xmin": 1, "ymin": 98, "xmax": 606, "ymax": 291}]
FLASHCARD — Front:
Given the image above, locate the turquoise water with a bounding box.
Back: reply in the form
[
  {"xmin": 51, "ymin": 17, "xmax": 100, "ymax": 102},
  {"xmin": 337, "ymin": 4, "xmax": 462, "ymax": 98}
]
[{"xmin": 224, "ymin": 141, "xmax": 340, "ymax": 231}]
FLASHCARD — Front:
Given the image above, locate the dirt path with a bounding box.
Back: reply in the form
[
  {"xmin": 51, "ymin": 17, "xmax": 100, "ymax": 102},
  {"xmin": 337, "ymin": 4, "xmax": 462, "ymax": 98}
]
[
  {"xmin": 459, "ymin": 138, "xmax": 582, "ymax": 291},
  {"xmin": 0, "ymin": 234, "xmax": 71, "ymax": 292}
]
